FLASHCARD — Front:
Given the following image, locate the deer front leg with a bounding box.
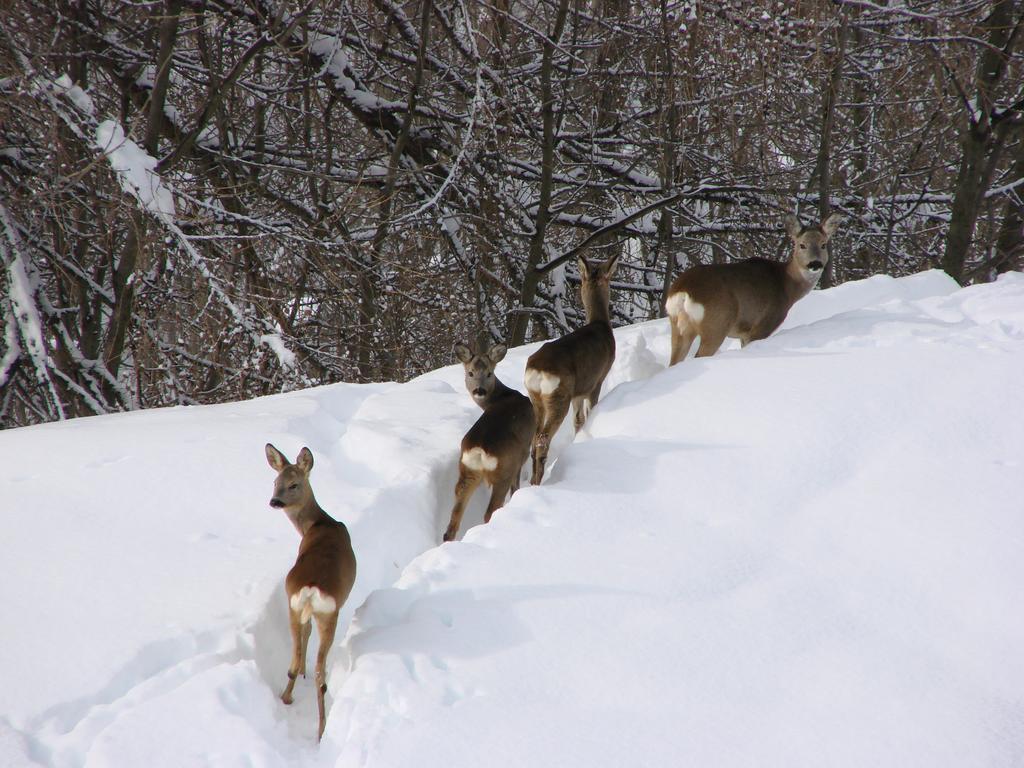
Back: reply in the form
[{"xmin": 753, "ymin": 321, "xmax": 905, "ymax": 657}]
[
  {"xmin": 444, "ymin": 466, "xmax": 481, "ymax": 542},
  {"xmin": 572, "ymin": 395, "xmax": 590, "ymax": 433},
  {"xmin": 510, "ymin": 455, "xmax": 525, "ymax": 495},
  {"xmin": 281, "ymin": 606, "xmax": 305, "ymax": 705},
  {"xmin": 745, "ymin": 314, "xmax": 785, "ymax": 347},
  {"xmin": 313, "ymin": 611, "xmax": 340, "ymax": 742},
  {"xmin": 582, "ymin": 382, "xmax": 604, "ymax": 429}
]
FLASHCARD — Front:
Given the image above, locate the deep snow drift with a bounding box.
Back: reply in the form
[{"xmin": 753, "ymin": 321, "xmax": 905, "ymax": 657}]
[{"xmin": 1, "ymin": 270, "xmax": 1023, "ymax": 767}]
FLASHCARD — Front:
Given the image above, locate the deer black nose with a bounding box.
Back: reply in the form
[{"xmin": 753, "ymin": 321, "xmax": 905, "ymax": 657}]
[
  {"xmin": 473, "ymin": 388, "xmax": 487, "ymax": 397},
  {"xmin": 808, "ymin": 260, "xmax": 823, "ymax": 271},
  {"xmin": 270, "ymin": 498, "xmax": 284, "ymax": 508}
]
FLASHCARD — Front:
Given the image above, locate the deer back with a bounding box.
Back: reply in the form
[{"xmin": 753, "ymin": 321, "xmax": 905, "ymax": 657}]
[
  {"xmin": 266, "ymin": 443, "xmax": 357, "ymax": 606},
  {"xmin": 526, "ymin": 322, "xmax": 615, "ymax": 397},
  {"xmin": 462, "ymin": 386, "xmax": 536, "ymax": 458},
  {"xmin": 286, "ymin": 518, "xmax": 356, "ymax": 606},
  {"xmin": 671, "ymin": 258, "xmax": 791, "ymax": 331}
]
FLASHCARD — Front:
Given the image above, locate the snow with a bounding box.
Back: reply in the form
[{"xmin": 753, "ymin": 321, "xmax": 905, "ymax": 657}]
[
  {"xmin": 2, "ymin": 270, "xmax": 1024, "ymax": 766},
  {"xmin": 52, "ymin": 75, "xmax": 95, "ymax": 116},
  {"xmin": 0, "ymin": 302, "xmax": 19, "ymax": 386},
  {"xmin": 1, "ymin": 205, "xmax": 64, "ymax": 414},
  {"xmin": 3, "ymin": 241, "xmax": 46, "ymax": 374},
  {"xmin": 95, "ymin": 121, "xmax": 176, "ymax": 221},
  {"xmin": 308, "ymin": 35, "xmax": 391, "ymax": 113},
  {"xmin": 134, "ymin": 65, "xmax": 156, "ymax": 91},
  {"xmin": 260, "ymin": 333, "xmax": 297, "ymax": 370}
]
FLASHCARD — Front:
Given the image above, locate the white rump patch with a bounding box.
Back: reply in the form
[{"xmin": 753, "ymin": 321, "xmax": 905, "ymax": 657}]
[
  {"xmin": 683, "ymin": 296, "xmax": 705, "ymax": 324},
  {"xmin": 665, "ymin": 291, "xmax": 687, "ymax": 319},
  {"xmin": 667, "ymin": 292, "xmax": 705, "ymax": 325},
  {"xmin": 524, "ymin": 368, "xmax": 560, "ymax": 395},
  {"xmin": 462, "ymin": 447, "xmax": 499, "ymax": 472},
  {"xmin": 290, "ymin": 586, "xmax": 337, "ymax": 623}
]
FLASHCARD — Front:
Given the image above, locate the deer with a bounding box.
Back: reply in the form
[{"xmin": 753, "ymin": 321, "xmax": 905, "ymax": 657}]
[
  {"xmin": 665, "ymin": 213, "xmax": 841, "ymax": 364},
  {"xmin": 524, "ymin": 252, "xmax": 619, "ymax": 486},
  {"xmin": 265, "ymin": 443, "xmax": 356, "ymax": 742},
  {"xmin": 443, "ymin": 342, "xmax": 536, "ymax": 542}
]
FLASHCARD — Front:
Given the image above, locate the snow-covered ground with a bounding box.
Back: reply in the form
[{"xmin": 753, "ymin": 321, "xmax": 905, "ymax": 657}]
[{"xmin": 2, "ymin": 270, "xmax": 1023, "ymax": 767}]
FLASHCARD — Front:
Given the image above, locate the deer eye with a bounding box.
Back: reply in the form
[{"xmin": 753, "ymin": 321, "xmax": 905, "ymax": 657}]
[
  {"xmin": 799, "ymin": 244, "xmax": 807, "ymax": 249},
  {"xmin": 288, "ymin": 483, "xmax": 298, "ymax": 490}
]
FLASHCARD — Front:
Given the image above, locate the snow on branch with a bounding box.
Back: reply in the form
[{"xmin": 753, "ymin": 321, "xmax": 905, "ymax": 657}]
[
  {"xmin": 92, "ymin": 118, "xmax": 299, "ymax": 375},
  {"xmin": 96, "ymin": 121, "xmax": 176, "ymax": 222},
  {"xmin": 0, "ymin": 202, "xmax": 65, "ymax": 418}
]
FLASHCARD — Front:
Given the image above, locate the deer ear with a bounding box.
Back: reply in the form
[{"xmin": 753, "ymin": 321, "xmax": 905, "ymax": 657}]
[
  {"xmin": 295, "ymin": 447, "xmax": 314, "ymax": 475},
  {"xmin": 487, "ymin": 344, "xmax": 508, "ymax": 364},
  {"xmin": 454, "ymin": 343, "xmax": 473, "ymax": 363},
  {"xmin": 784, "ymin": 215, "xmax": 802, "ymax": 241},
  {"xmin": 265, "ymin": 443, "xmax": 288, "ymax": 472},
  {"xmin": 821, "ymin": 212, "xmax": 842, "ymax": 238},
  {"xmin": 577, "ymin": 256, "xmax": 590, "ymax": 280},
  {"xmin": 602, "ymin": 252, "xmax": 620, "ymax": 278}
]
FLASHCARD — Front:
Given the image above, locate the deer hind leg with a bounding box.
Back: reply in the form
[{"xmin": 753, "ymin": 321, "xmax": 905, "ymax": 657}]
[
  {"xmin": 282, "ymin": 605, "xmax": 307, "ymax": 705},
  {"xmin": 313, "ymin": 609, "xmax": 340, "ymax": 742},
  {"xmin": 694, "ymin": 315, "xmax": 730, "ymax": 357},
  {"xmin": 444, "ymin": 465, "xmax": 482, "ymax": 542},
  {"xmin": 298, "ymin": 619, "xmax": 312, "ymax": 677},
  {"xmin": 531, "ymin": 390, "xmax": 571, "ymax": 485},
  {"xmin": 695, "ymin": 333, "xmax": 727, "ymax": 357},
  {"xmin": 669, "ymin": 317, "xmax": 698, "ymax": 366},
  {"xmin": 694, "ymin": 304, "xmax": 738, "ymax": 357},
  {"xmin": 484, "ymin": 472, "xmax": 515, "ymax": 524}
]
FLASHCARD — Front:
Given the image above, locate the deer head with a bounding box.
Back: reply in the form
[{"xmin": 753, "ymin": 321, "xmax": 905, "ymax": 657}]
[
  {"xmin": 454, "ymin": 342, "xmax": 508, "ymax": 407},
  {"xmin": 577, "ymin": 252, "xmax": 620, "ymax": 323},
  {"xmin": 785, "ymin": 212, "xmax": 842, "ymax": 277},
  {"xmin": 265, "ymin": 443, "xmax": 314, "ymax": 511}
]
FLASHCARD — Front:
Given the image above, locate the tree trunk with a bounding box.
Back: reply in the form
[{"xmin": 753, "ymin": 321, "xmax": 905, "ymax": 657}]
[
  {"xmin": 360, "ymin": 0, "xmax": 432, "ymax": 379},
  {"xmin": 812, "ymin": 11, "xmax": 847, "ymax": 288},
  {"xmin": 101, "ymin": 0, "xmax": 182, "ymax": 406},
  {"xmin": 655, "ymin": 0, "xmax": 679, "ymax": 317},
  {"xmin": 508, "ymin": 0, "xmax": 571, "ymax": 346},
  {"xmin": 941, "ymin": 0, "xmax": 1021, "ymax": 283},
  {"xmin": 994, "ymin": 139, "xmax": 1024, "ymax": 275}
]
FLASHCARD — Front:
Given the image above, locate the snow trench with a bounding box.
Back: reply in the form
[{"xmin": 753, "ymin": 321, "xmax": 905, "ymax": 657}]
[{"xmin": 3, "ymin": 270, "xmax": 1024, "ymax": 767}]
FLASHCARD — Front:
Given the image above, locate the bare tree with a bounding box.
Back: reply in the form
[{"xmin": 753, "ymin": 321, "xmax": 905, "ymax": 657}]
[{"xmin": 2, "ymin": 0, "xmax": 1022, "ymax": 428}]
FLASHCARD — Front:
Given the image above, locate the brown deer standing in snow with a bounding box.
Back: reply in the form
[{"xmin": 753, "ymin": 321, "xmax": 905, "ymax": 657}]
[
  {"xmin": 665, "ymin": 213, "xmax": 841, "ymax": 364},
  {"xmin": 265, "ymin": 443, "xmax": 356, "ymax": 741},
  {"xmin": 524, "ymin": 253, "xmax": 619, "ymax": 485},
  {"xmin": 443, "ymin": 342, "xmax": 536, "ymax": 542}
]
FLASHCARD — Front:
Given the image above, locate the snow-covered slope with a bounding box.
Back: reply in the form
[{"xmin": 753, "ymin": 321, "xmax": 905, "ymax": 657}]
[{"xmin": 2, "ymin": 271, "xmax": 1023, "ymax": 767}]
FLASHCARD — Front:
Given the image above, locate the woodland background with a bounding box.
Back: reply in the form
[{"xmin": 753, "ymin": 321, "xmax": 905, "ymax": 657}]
[{"xmin": 1, "ymin": 0, "xmax": 1022, "ymax": 427}]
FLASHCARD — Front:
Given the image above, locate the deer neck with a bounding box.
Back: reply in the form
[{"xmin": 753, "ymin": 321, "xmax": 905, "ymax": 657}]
[
  {"xmin": 283, "ymin": 497, "xmax": 329, "ymax": 536},
  {"xmin": 784, "ymin": 257, "xmax": 821, "ymax": 305},
  {"xmin": 477, "ymin": 377, "xmax": 515, "ymax": 410},
  {"xmin": 582, "ymin": 283, "xmax": 611, "ymax": 325}
]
